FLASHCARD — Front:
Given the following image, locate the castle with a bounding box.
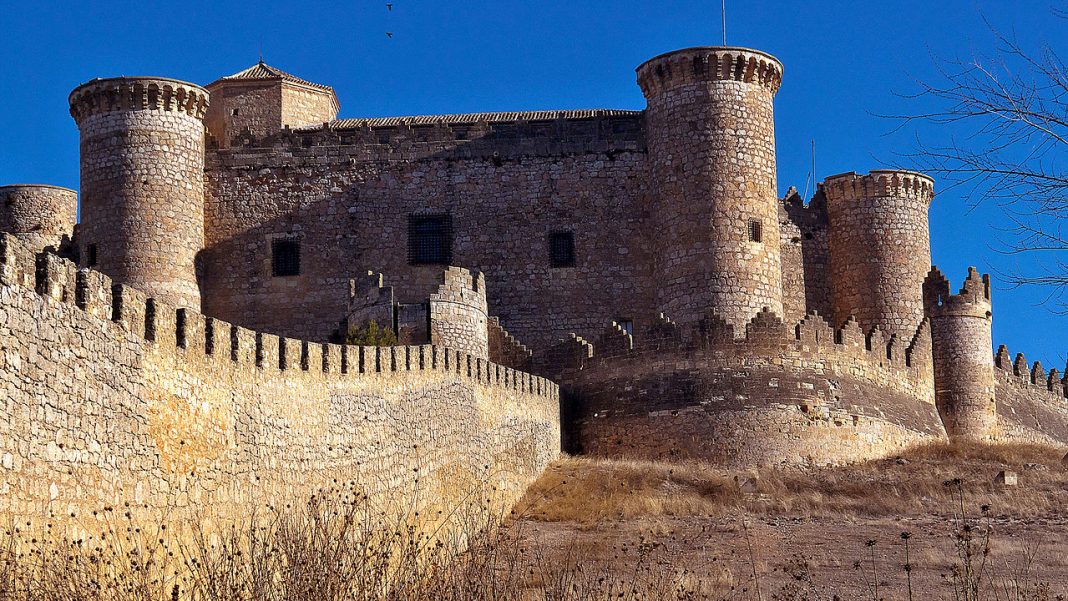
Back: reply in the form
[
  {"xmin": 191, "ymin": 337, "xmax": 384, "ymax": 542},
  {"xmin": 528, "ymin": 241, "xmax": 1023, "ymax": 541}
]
[{"xmin": 1, "ymin": 45, "xmax": 1067, "ymax": 522}]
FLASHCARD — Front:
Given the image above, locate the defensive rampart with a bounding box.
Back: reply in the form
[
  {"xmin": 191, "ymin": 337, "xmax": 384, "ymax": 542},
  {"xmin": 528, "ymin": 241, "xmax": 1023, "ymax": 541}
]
[
  {"xmin": 551, "ymin": 310, "xmax": 944, "ymax": 466},
  {"xmin": 991, "ymin": 346, "xmax": 1068, "ymax": 446},
  {"xmin": 0, "ymin": 233, "xmax": 560, "ymax": 527}
]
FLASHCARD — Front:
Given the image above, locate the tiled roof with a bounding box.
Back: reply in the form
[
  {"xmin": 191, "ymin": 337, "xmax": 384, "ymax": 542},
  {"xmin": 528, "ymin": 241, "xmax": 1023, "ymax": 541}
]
[
  {"xmin": 212, "ymin": 61, "xmax": 334, "ymax": 94},
  {"xmin": 314, "ymin": 109, "xmax": 641, "ymax": 129}
]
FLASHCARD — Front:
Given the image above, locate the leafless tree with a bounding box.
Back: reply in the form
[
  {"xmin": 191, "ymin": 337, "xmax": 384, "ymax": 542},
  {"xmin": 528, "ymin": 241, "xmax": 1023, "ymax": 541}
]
[{"xmin": 892, "ymin": 9, "xmax": 1068, "ymax": 306}]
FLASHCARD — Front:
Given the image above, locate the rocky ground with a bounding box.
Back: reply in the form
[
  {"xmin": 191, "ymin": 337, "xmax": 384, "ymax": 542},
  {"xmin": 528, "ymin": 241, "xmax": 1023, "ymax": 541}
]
[{"xmin": 505, "ymin": 442, "xmax": 1068, "ymax": 600}]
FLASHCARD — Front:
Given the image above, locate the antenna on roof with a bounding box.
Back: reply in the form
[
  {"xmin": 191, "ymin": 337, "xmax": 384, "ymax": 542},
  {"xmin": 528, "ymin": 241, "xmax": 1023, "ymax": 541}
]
[
  {"xmin": 259, "ymin": 41, "xmax": 264, "ymax": 64},
  {"xmin": 803, "ymin": 139, "xmax": 816, "ymax": 201},
  {"xmin": 721, "ymin": 0, "xmax": 727, "ymax": 46}
]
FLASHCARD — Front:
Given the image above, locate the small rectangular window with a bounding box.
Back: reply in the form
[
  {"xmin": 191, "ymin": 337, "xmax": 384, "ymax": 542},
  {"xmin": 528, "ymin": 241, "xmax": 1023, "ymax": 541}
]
[
  {"xmin": 231, "ymin": 108, "xmax": 240, "ymax": 116},
  {"xmin": 408, "ymin": 214, "xmax": 452, "ymax": 265},
  {"xmin": 549, "ymin": 231, "xmax": 576, "ymax": 268},
  {"xmin": 616, "ymin": 320, "xmax": 634, "ymax": 336},
  {"xmin": 87, "ymin": 244, "xmax": 98, "ymax": 267},
  {"xmin": 748, "ymin": 219, "xmax": 763, "ymax": 243},
  {"xmin": 272, "ymin": 238, "xmax": 301, "ymax": 277}
]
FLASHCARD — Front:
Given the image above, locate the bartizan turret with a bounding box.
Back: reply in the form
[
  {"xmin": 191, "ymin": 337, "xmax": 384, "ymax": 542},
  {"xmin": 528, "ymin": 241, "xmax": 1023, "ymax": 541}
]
[
  {"xmin": 637, "ymin": 47, "xmax": 785, "ymax": 330},
  {"xmin": 824, "ymin": 170, "xmax": 935, "ymax": 340},
  {"xmin": 69, "ymin": 77, "xmax": 209, "ymax": 309},
  {"xmin": 923, "ymin": 266, "xmax": 997, "ymax": 441},
  {"xmin": 0, "ymin": 184, "xmax": 77, "ymax": 254}
]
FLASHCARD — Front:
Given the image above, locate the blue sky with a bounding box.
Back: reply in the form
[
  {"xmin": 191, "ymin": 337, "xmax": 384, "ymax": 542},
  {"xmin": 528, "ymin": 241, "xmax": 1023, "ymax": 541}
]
[{"xmin": 1, "ymin": 0, "xmax": 1065, "ymax": 368}]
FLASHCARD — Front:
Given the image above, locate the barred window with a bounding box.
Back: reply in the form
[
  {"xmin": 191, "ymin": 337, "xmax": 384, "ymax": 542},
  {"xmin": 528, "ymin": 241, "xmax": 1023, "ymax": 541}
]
[
  {"xmin": 272, "ymin": 238, "xmax": 301, "ymax": 277},
  {"xmin": 408, "ymin": 214, "xmax": 452, "ymax": 265},
  {"xmin": 549, "ymin": 231, "xmax": 576, "ymax": 268},
  {"xmin": 748, "ymin": 219, "xmax": 763, "ymax": 243}
]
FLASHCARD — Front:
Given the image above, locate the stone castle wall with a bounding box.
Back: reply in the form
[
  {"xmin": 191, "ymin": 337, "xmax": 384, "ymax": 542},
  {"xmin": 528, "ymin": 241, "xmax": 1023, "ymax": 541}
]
[
  {"xmin": 201, "ymin": 112, "xmax": 654, "ymax": 353},
  {"xmin": 280, "ymin": 82, "xmax": 338, "ymax": 129},
  {"xmin": 779, "ymin": 189, "xmax": 832, "ymax": 323},
  {"xmin": 0, "ymin": 234, "xmax": 559, "ymax": 526},
  {"xmin": 552, "ymin": 309, "xmax": 943, "ymax": 466},
  {"xmin": 0, "ymin": 185, "xmax": 78, "ymax": 254},
  {"xmin": 204, "ymin": 80, "xmax": 282, "ymax": 148},
  {"xmin": 992, "ymin": 346, "xmax": 1068, "ymax": 446}
]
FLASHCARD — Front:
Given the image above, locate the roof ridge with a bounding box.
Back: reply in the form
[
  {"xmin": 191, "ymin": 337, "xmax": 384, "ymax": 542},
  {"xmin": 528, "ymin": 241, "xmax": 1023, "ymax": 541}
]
[{"xmin": 215, "ymin": 61, "xmax": 334, "ymax": 94}]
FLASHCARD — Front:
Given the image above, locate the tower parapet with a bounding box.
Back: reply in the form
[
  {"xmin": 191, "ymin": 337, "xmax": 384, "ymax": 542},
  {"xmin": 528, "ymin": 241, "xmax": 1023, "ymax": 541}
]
[
  {"xmin": 69, "ymin": 77, "xmax": 209, "ymax": 309},
  {"xmin": 923, "ymin": 266, "xmax": 997, "ymax": 441},
  {"xmin": 638, "ymin": 47, "xmax": 785, "ymax": 330},
  {"xmin": 0, "ymin": 185, "xmax": 77, "ymax": 254},
  {"xmin": 825, "ymin": 170, "xmax": 934, "ymax": 339}
]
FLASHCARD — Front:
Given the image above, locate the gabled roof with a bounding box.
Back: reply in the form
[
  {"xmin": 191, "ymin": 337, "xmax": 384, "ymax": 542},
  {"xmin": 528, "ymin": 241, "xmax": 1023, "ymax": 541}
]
[{"xmin": 209, "ymin": 61, "xmax": 335, "ymax": 96}]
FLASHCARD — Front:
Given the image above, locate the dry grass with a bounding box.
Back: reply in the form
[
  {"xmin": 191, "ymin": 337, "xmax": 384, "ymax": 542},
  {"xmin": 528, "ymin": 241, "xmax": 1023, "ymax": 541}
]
[
  {"xmin": 0, "ymin": 442, "xmax": 1063, "ymax": 600},
  {"xmin": 515, "ymin": 441, "xmax": 1068, "ymax": 523}
]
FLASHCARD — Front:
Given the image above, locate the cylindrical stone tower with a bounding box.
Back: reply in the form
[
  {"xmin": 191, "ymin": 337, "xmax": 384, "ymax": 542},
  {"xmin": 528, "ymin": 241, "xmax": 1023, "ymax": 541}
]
[
  {"xmin": 69, "ymin": 77, "xmax": 209, "ymax": 309},
  {"xmin": 824, "ymin": 170, "xmax": 934, "ymax": 339},
  {"xmin": 923, "ymin": 266, "xmax": 997, "ymax": 441},
  {"xmin": 637, "ymin": 47, "xmax": 784, "ymax": 330},
  {"xmin": 0, "ymin": 185, "xmax": 77, "ymax": 253}
]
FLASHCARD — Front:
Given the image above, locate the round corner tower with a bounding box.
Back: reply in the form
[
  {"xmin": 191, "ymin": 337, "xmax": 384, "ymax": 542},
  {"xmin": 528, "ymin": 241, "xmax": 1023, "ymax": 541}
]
[
  {"xmin": 69, "ymin": 77, "xmax": 209, "ymax": 309},
  {"xmin": 824, "ymin": 170, "xmax": 934, "ymax": 339},
  {"xmin": 637, "ymin": 47, "xmax": 784, "ymax": 330},
  {"xmin": 0, "ymin": 184, "xmax": 77, "ymax": 253},
  {"xmin": 923, "ymin": 266, "xmax": 997, "ymax": 441}
]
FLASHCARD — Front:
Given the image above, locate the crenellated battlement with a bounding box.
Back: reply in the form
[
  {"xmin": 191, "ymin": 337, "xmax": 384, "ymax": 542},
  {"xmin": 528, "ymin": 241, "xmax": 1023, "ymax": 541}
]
[
  {"xmin": 823, "ymin": 170, "xmax": 934, "ymax": 205},
  {"xmin": 993, "ymin": 343, "xmax": 1068, "ymax": 400},
  {"xmin": 208, "ymin": 110, "xmax": 645, "ymax": 159},
  {"xmin": 69, "ymin": 77, "xmax": 209, "ymax": 123},
  {"xmin": 550, "ymin": 308, "xmax": 933, "ymax": 390},
  {"xmin": 0, "ymin": 233, "xmax": 556, "ymax": 399},
  {"xmin": 636, "ymin": 46, "xmax": 784, "ymax": 97},
  {"xmin": 924, "ymin": 266, "xmax": 991, "ymax": 317}
]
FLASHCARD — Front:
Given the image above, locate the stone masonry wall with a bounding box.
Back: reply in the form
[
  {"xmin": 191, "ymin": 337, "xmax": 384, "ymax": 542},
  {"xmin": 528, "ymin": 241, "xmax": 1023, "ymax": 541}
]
[
  {"xmin": 204, "ymin": 80, "xmax": 282, "ymax": 148},
  {"xmin": 0, "ymin": 234, "xmax": 559, "ymax": 527},
  {"xmin": 202, "ymin": 113, "xmax": 651, "ymax": 355},
  {"xmin": 555, "ymin": 308, "xmax": 942, "ymax": 466},
  {"xmin": 779, "ymin": 188, "xmax": 831, "ymax": 323},
  {"xmin": 0, "ymin": 185, "xmax": 78, "ymax": 254},
  {"xmin": 280, "ymin": 82, "xmax": 338, "ymax": 129},
  {"xmin": 992, "ymin": 346, "xmax": 1068, "ymax": 447}
]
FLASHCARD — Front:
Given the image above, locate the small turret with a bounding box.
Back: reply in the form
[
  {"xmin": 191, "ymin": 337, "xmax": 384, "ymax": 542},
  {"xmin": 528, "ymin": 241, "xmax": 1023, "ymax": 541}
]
[
  {"xmin": 825, "ymin": 170, "xmax": 935, "ymax": 340},
  {"xmin": 70, "ymin": 77, "xmax": 209, "ymax": 308},
  {"xmin": 637, "ymin": 47, "xmax": 785, "ymax": 330},
  {"xmin": 0, "ymin": 185, "xmax": 77, "ymax": 254},
  {"xmin": 923, "ymin": 266, "xmax": 997, "ymax": 441}
]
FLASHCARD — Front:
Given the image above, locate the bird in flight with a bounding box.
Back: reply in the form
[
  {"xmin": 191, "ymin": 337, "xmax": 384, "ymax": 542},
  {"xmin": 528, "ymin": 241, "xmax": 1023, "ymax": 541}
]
[
  {"xmin": 386, "ymin": 3, "xmax": 392, "ymax": 10},
  {"xmin": 386, "ymin": 32, "xmax": 393, "ymax": 38}
]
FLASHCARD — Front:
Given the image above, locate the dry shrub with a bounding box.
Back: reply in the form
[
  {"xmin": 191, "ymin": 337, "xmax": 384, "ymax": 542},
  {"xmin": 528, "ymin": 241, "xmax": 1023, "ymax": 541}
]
[{"xmin": 0, "ymin": 484, "xmax": 735, "ymax": 601}]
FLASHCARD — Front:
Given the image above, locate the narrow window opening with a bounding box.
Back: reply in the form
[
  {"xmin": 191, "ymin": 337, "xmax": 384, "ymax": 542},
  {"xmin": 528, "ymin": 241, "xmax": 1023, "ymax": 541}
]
[
  {"xmin": 272, "ymin": 238, "xmax": 301, "ymax": 277},
  {"xmin": 617, "ymin": 320, "xmax": 634, "ymax": 336},
  {"xmin": 87, "ymin": 244, "xmax": 98, "ymax": 267},
  {"xmin": 231, "ymin": 108, "xmax": 240, "ymax": 116},
  {"xmin": 748, "ymin": 219, "xmax": 763, "ymax": 243},
  {"xmin": 408, "ymin": 214, "xmax": 452, "ymax": 265},
  {"xmin": 549, "ymin": 231, "xmax": 576, "ymax": 268}
]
